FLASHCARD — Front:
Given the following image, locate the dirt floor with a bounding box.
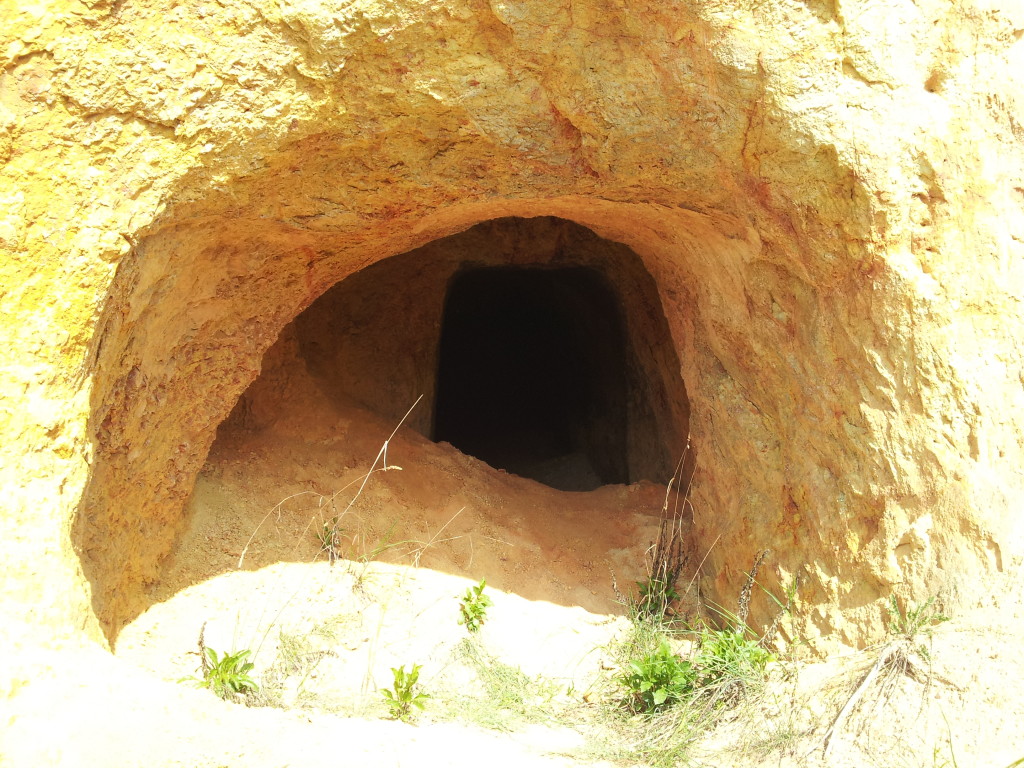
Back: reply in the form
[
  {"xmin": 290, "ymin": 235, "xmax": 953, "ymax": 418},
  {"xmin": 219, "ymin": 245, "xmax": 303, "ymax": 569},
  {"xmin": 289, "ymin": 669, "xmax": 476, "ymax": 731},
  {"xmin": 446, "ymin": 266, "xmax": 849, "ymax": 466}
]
[
  {"xmin": 151, "ymin": 347, "xmax": 677, "ymax": 609},
  {"xmin": 5, "ymin": 385, "xmax": 1024, "ymax": 768}
]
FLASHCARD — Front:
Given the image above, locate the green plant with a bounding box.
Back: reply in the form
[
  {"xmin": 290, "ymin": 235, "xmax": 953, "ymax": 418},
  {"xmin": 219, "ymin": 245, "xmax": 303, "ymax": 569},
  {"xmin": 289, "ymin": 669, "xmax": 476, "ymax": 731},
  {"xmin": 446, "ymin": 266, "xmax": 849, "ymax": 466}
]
[
  {"xmin": 694, "ymin": 624, "xmax": 774, "ymax": 704},
  {"xmin": 616, "ymin": 561, "xmax": 778, "ymax": 718},
  {"xmin": 825, "ymin": 595, "xmax": 951, "ymax": 760},
  {"xmin": 316, "ymin": 515, "xmax": 343, "ymax": 562},
  {"xmin": 458, "ymin": 578, "xmax": 493, "ymax": 633},
  {"xmin": 382, "ymin": 663, "xmax": 430, "ymax": 721},
  {"xmin": 618, "ymin": 622, "xmax": 774, "ymax": 717},
  {"xmin": 187, "ymin": 647, "xmax": 259, "ymax": 700},
  {"xmin": 636, "ymin": 576, "xmax": 681, "ymax": 621},
  {"xmin": 887, "ymin": 595, "xmax": 949, "ymax": 647},
  {"xmin": 620, "ymin": 638, "xmax": 698, "ymax": 713},
  {"xmin": 597, "ymin": 555, "xmax": 796, "ymax": 768}
]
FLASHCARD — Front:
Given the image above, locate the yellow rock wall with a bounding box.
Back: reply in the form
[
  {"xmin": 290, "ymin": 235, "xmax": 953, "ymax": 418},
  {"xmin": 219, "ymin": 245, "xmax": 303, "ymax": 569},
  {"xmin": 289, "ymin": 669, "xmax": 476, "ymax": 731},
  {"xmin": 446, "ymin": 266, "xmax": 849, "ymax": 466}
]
[{"xmin": 2, "ymin": 0, "xmax": 1023, "ymax": 648}]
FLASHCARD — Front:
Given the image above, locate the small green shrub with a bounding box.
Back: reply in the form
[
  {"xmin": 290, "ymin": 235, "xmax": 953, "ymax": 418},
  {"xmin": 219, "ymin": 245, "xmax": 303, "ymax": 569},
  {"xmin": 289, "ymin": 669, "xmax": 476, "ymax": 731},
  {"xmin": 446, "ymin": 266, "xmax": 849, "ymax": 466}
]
[
  {"xmin": 635, "ymin": 576, "xmax": 680, "ymax": 621},
  {"xmin": 626, "ymin": 453, "xmax": 689, "ymax": 623},
  {"xmin": 695, "ymin": 626, "xmax": 773, "ymax": 701},
  {"xmin": 620, "ymin": 639, "xmax": 697, "ymax": 713},
  {"xmin": 382, "ymin": 663, "xmax": 430, "ymax": 721},
  {"xmin": 887, "ymin": 595, "xmax": 948, "ymax": 641},
  {"xmin": 186, "ymin": 647, "xmax": 259, "ymax": 700},
  {"xmin": 887, "ymin": 594, "xmax": 949, "ymax": 660},
  {"xmin": 619, "ymin": 548, "xmax": 783, "ymax": 716},
  {"xmin": 607, "ymin": 551, "xmax": 788, "ymax": 767},
  {"xmin": 618, "ymin": 623, "xmax": 773, "ymax": 715},
  {"xmin": 458, "ymin": 578, "xmax": 493, "ymax": 633}
]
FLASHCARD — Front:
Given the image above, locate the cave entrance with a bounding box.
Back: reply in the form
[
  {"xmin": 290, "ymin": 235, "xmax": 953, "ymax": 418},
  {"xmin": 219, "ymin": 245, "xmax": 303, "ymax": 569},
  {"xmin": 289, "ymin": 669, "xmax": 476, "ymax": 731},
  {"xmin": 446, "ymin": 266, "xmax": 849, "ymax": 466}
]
[
  {"xmin": 433, "ymin": 267, "xmax": 626, "ymax": 491},
  {"xmin": 78, "ymin": 214, "xmax": 693, "ymax": 636},
  {"xmin": 276, "ymin": 216, "xmax": 688, "ymax": 492}
]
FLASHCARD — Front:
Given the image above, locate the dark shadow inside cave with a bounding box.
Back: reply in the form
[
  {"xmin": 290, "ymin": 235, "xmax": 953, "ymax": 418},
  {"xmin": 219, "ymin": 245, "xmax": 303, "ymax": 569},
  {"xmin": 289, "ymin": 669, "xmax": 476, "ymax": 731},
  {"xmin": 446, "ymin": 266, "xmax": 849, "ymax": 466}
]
[{"xmin": 433, "ymin": 267, "xmax": 626, "ymax": 491}]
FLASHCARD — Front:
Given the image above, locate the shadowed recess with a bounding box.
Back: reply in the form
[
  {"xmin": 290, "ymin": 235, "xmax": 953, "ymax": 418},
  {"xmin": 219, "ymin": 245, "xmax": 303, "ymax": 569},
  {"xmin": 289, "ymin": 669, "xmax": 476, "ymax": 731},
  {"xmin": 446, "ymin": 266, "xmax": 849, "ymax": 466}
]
[{"xmin": 433, "ymin": 267, "xmax": 627, "ymax": 491}]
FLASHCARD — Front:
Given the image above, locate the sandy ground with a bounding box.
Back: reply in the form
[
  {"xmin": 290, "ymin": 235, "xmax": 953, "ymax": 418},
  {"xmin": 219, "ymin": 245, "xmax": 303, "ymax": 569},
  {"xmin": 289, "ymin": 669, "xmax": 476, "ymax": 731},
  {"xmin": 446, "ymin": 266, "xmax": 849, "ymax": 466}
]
[
  {"xmin": 7, "ymin": 558, "xmax": 1023, "ymax": 768},
  {"xmin": 4, "ymin": 386, "xmax": 1024, "ymax": 768},
  {"xmin": 155, "ymin": 381, "xmax": 669, "ymax": 620}
]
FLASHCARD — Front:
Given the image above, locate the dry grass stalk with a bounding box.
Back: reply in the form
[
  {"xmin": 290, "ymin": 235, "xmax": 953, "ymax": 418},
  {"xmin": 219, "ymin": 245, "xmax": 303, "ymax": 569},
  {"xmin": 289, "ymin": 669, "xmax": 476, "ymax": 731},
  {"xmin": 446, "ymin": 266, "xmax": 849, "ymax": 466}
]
[
  {"xmin": 196, "ymin": 620, "xmax": 211, "ymax": 677},
  {"xmin": 736, "ymin": 549, "xmax": 769, "ymax": 628},
  {"xmin": 759, "ymin": 572, "xmax": 799, "ymax": 651},
  {"xmin": 822, "ymin": 642, "xmax": 904, "ymax": 759},
  {"xmin": 636, "ymin": 444, "xmax": 694, "ymax": 619},
  {"xmin": 238, "ymin": 395, "xmax": 423, "ymax": 570}
]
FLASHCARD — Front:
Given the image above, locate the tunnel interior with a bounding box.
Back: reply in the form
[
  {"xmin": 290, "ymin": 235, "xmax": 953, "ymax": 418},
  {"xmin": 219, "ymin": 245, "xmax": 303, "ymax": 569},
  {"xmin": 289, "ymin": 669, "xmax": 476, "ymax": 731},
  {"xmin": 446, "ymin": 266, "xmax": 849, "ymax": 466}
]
[
  {"xmin": 433, "ymin": 267, "xmax": 627, "ymax": 491},
  {"xmin": 259, "ymin": 217, "xmax": 691, "ymax": 492}
]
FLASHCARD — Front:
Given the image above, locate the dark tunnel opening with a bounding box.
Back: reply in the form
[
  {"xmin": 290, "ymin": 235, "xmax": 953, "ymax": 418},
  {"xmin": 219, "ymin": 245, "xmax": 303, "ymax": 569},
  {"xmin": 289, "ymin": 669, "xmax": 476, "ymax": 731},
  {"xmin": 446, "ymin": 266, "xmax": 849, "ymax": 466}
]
[
  {"xmin": 223, "ymin": 217, "xmax": 688, "ymax": 495},
  {"xmin": 432, "ymin": 267, "xmax": 627, "ymax": 491}
]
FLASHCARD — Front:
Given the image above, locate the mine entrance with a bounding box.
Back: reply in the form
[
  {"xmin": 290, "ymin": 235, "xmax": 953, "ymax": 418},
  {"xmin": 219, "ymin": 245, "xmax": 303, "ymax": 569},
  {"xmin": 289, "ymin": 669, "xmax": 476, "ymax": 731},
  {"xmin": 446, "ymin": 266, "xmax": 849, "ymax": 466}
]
[
  {"xmin": 221, "ymin": 217, "xmax": 686, "ymax": 494},
  {"xmin": 433, "ymin": 267, "xmax": 627, "ymax": 492},
  {"xmin": 76, "ymin": 216, "xmax": 692, "ymax": 635}
]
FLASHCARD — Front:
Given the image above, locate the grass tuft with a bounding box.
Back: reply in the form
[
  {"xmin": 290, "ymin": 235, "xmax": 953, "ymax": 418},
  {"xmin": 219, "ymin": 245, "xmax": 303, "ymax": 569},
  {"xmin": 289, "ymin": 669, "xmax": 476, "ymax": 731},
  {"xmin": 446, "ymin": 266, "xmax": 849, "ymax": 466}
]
[{"xmin": 437, "ymin": 637, "xmax": 563, "ymax": 732}]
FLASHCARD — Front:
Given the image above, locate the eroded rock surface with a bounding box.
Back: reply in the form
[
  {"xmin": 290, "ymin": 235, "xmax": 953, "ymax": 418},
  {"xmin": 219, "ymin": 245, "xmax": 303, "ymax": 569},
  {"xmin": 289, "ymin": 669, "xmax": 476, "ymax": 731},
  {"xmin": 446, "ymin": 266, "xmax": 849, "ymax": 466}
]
[{"xmin": 1, "ymin": 0, "xmax": 1023, "ymax": 658}]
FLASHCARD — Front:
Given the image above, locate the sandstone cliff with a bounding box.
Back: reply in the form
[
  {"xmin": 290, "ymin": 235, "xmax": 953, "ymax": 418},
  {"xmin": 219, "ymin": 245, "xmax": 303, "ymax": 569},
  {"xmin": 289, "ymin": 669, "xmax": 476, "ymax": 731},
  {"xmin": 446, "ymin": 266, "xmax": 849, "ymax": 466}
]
[{"xmin": 1, "ymin": 0, "xmax": 1022, "ymax": 656}]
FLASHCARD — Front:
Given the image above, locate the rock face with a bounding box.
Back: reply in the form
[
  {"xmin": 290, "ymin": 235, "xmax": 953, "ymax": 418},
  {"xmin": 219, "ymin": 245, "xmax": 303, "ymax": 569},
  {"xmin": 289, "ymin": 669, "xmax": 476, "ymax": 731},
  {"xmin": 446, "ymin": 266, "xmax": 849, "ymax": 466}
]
[{"xmin": 1, "ymin": 0, "xmax": 1023, "ymax": 650}]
